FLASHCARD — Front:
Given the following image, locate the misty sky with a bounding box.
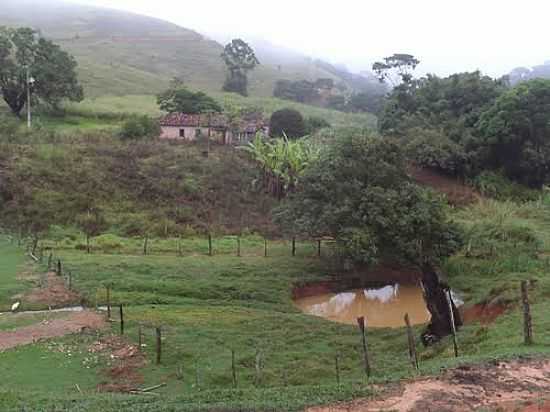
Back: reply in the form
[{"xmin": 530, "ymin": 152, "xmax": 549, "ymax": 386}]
[{"xmin": 71, "ymin": 0, "xmax": 549, "ymax": 77}]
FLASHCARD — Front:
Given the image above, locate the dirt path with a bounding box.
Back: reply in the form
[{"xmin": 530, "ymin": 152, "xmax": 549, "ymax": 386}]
[
  {"xmin": 0, "ymin": 311, "xmax": 106, "ymax": 351},
  {"xmin": 307, "ymin": 358, "xmax": 550, "ymax": 412}
]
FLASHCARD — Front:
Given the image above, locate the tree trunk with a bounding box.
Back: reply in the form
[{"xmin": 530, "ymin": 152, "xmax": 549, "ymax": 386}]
[{"xmin": 420, "ymin": 261, "xmax": 462, "ymax": 346}]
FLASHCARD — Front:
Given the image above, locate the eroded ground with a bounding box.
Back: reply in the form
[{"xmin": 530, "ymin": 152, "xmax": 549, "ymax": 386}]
[{"xmin": 308, "ymin": 358, "xmax": 550, "ymax": 412}]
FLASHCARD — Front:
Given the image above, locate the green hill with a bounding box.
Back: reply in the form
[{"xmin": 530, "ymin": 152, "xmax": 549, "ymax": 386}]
[{"xmin": 0, "ymin": 0, "xmax": 345, "ymax": 98}]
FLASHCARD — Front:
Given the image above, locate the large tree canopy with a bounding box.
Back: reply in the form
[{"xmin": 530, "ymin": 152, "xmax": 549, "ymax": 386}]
[
  {"xmin": 0, "ymin": 27, "xmax": 83, "ymax": 116},
  {"xmin": 157, "ymin": 86, "xmax": 222, "ymax": 114},
  {"xmin": 221, "ymin": 39, "xmax": 259, "ymax": 96},
  {"xmin": 275, "ymin": 133, "xmax": 461, "ymax": 266},
  {"xmin": 269, "ymin": 108, "xmax": 306, "ymax": 139},
  {"xmin": 477, "ymin": 79, "xmax": 550, "ymax": 187}
]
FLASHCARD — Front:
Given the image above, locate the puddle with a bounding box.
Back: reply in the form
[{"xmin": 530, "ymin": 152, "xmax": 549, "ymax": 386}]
[{"xmin": 295, "ymin": 284, "xmax": 432, "ymax": 328}]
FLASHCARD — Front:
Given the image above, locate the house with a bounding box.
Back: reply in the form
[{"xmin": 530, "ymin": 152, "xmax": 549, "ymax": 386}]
[
  {"xmin": 159, "ymin": 113, "xmax": 232, "ymax": 144},
  {"xmin": 159, "ymin": 112, "xmax": 269, "ymax": 144}
]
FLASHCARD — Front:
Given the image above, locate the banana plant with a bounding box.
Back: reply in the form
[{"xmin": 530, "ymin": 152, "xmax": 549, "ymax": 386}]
[{"xmin": 240, "ymin": 132, "xmax": 319, "ymax": 198}]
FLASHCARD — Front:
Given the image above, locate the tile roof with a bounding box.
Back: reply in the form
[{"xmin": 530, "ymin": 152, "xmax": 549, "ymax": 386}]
[{"xmin": 159, "ymin": 113, "xmax": 228, "ymax": 127}]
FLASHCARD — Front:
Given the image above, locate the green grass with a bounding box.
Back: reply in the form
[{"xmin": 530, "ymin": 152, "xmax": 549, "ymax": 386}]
[
  {"xmin": 0, "ymin": 237, "xmax": 30, "ymax": 308},
  {"xmin": 6, "ymin": 198, "xmax": 550, "ymax": 410},
  {"xmin": 65, "ymin": 93, "xmax": 376, "ymax": 131}
]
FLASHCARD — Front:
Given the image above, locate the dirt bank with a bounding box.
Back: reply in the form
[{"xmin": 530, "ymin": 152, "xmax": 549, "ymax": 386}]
[
  {"xmin": 408, "ymin": 165, "xmax": 479, "ymax": 206},
  {"xmin": 0, "ymin": 310, "xmax": 106, "ymax": 351},
  {"xmin": 307, "ymin": 357, "xmax": 550, "ymax": 412},
  {"xmin": 293, "ymin": 264, "xmax": 422, "ymax": 299}
]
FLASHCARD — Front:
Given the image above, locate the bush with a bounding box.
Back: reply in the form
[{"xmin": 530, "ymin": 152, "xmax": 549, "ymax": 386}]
[
  {"xmin": 119, "ymin": 115, "xmax": 160, "ymax": 140},
  {"xmin": 269, "ymin": 108, "xmax": 306, "ymax": 139},
  {"xmin": 94, "ymin": 234, "xmax": 124, "ymax": 251},
  {"xmin": 472, "ymin": 172, "xmax": 539, "ymax": 202},
  {"xmin": 304, "ymin": 116, "xmax": 331, "ymax": 135}
]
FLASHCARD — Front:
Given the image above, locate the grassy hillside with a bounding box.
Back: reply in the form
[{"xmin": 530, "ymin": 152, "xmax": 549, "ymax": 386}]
[
  {"xmin": 62, "ymin": 94, "xmax": 377, "ymax": 130},
  {"xmin": 0, "ymin": 0, "xmax": 346, "ymax": 98}
]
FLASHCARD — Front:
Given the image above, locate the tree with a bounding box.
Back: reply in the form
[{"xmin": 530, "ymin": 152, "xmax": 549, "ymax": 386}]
[
  {"xmin": 221, "ymin": 39, "xmax": 259, "ymax": 96},
  {"xmin": 120, "ymin": 115, "xmax": 161, "ymax": 140},
  {"xmin": 373, "ymin": 53, "xmax": 420, "ymax": 87},
  {"xmin": 0, "ymin": 27, "xmax": 83, "ymax": 116},
  {"xmin": 269, "ymin": 108, "xmax": 306, "ymax": 139},
  {"xmin": 379, "ymin": 71, "xmax": 507, "ymax": 144},
  {"xmin": 275, "ymin": 133, "xmax": 462, "ymax": 343},
  {"xmin": 157, "ymin": 87, "xmax": 222, "ymax": 114},
  {"xmin": 76, "ymin": 208, "xmax": 108, "ymax": 253},
  {"xmin": 477, "ymin": 79, "xmax": 550, "ymax": 187},
  {"xmin": 348, "ymin": 92, "xmax": 386, "ymax": 114}
]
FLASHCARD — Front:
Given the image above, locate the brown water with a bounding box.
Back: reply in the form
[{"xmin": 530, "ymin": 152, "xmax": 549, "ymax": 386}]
[{"xmin": 294, "ymin": 284, "xmax": 431, "ymax": 328}]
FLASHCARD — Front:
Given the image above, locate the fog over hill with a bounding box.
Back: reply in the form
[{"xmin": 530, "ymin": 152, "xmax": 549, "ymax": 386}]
[{"xmin": 0, "ymin": 0, "xmax": 369, "ymax": 98}]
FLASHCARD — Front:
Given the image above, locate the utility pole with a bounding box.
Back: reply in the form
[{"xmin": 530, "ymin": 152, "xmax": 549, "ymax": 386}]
[{"xmin": 26, "ymin": 67, "xmax": 35, "ymax": 129}]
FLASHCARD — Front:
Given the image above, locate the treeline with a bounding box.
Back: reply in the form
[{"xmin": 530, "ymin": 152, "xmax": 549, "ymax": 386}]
[
  {"xmin": 378, "ymin": 69, "xmax": 550, "ymax": 188},
  {"xmin": 273, "ymin": 75, "xmax": 386, "ymax": 114}
]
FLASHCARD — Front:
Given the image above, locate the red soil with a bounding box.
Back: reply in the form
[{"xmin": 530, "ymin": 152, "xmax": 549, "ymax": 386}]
[
  {"xmin": 308, "ymin": 358, "xmax": 550, "ymax": 412},
  {"xmin": 24, "ymin": 272, "xmax": 80, "ymax": 307},
  {"xmin": 0, "ymin": 311, "xmax": 106, "ymax": 351},
  {"xmin": 408, "ymin": 165, "xmax": 480, "ymax": 206}
]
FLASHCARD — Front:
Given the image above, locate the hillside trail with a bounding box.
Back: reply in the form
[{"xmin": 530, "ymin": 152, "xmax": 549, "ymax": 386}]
[
  {"xmin": 0, "ymin": 271, "xmax": 106, "ymax": 351},
  {"xmin": 307, "ymin": 357, "xmax": 550, "ymax": 412}
]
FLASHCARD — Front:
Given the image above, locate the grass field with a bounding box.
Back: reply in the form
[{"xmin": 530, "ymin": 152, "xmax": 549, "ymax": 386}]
[
  {"xmin": 63, "ymin": 93, "xmax": 377, "ymax": 131},
  {"xmin": 4, "ymin": 196, "xmax": 550, "ymax": 410},
  {"xmin": 0, "ymin": 237, "xmax": 30, "ymax": 308}
]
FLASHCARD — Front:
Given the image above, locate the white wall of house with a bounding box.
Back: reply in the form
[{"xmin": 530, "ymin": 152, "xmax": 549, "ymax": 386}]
[{"xmin": 160, "ymin": 126, "xmax": 233, "ymax": 144}]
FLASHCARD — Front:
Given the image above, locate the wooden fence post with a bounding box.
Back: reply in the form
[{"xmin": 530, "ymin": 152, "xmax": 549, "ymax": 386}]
[
  {"xmin": 106, "ymin": 286, "xmax": 111, "ymax": 320},
  {"xmin": 521, "ymin": 280, "xmax": 533, "ymax": 345},
  {"xmin": 335, "ymin": 354, "xmax": 341, "ymax": 386},
  {"xmin": 255, "ymin": 349, "xmax": 263, "ymax": 386},
  {"xmin": 357, "ymin": 316, "xmax": 371, "ymax": 377},
  {"xmin": 237, "ymin": 236, "xmax": 241, "ymax": 257},
  {"xmin": 404, "ymin": 313, "xmax": 419, "ymax": 371},
  {"xmin": 138, "ymin": 324, "xmax": 142, "ymax": 349},
  {"xmin": 264, "ymin": 238, "xmax": 268, "ymax": 258},
  {"xmin": 143, "ymin": 235, "xmax": 148, "ymax": 256},
  {"xmin": 195, "ymin": 359, "xmax": 200, "ymax": 389},
  {"xmin": 317, "ymin": 239, "xmax": 322, "ymax": 258},
  {"xmin": 291, "ymin": 237, "xmax": 296, "ymax": 257},
  {"xmin": 156, "ymin": 327, "xmax": 162, "ymax": 365},
  {"xmin": 56, "ymin": 260, "xmax": 62, "ymax": 276},
  {"xmin": 119, "ymin": 304, "xmax": 124, "ymax": 335},
  {"xmin": 445, "ymin": 290, "xmax": 459, "ymax": 357},
  {"xmin": 231, "ymin": 349, "xmax": 237, "ymax": 388},
  {"xmin": 208, "ymin": 233, "xmax": 213, "ymax": 257}
]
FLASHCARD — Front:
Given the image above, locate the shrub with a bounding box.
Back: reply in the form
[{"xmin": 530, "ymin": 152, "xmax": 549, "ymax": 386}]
[
  {"xmin": 119, "ymin": 115, "xmax": 160, "ymax": 140},
  {"xmin": 94, "ymin": 234, "xmax": 124, "ymax": 251},
  {"xmin": 472, "ymin": 172, "xmax": 539, "ymax": 202},
  {"xmin": 304, "ymin": 116, "xmax": 331, "ymax": 135},
  {"xmin": 269, "ymin": 108, "xmax": 306, "ymax": 139}
]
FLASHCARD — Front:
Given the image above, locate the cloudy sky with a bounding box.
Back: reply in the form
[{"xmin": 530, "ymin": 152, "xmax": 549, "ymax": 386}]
[{"xmin": 71, "ymin": 0, "xmax": 549, "ymax": 77}]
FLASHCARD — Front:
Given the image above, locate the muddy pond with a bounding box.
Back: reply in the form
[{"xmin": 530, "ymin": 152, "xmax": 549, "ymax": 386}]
[{"xmin": 293, "ymin": 279, "xmax": 463, "ymax": 328}]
